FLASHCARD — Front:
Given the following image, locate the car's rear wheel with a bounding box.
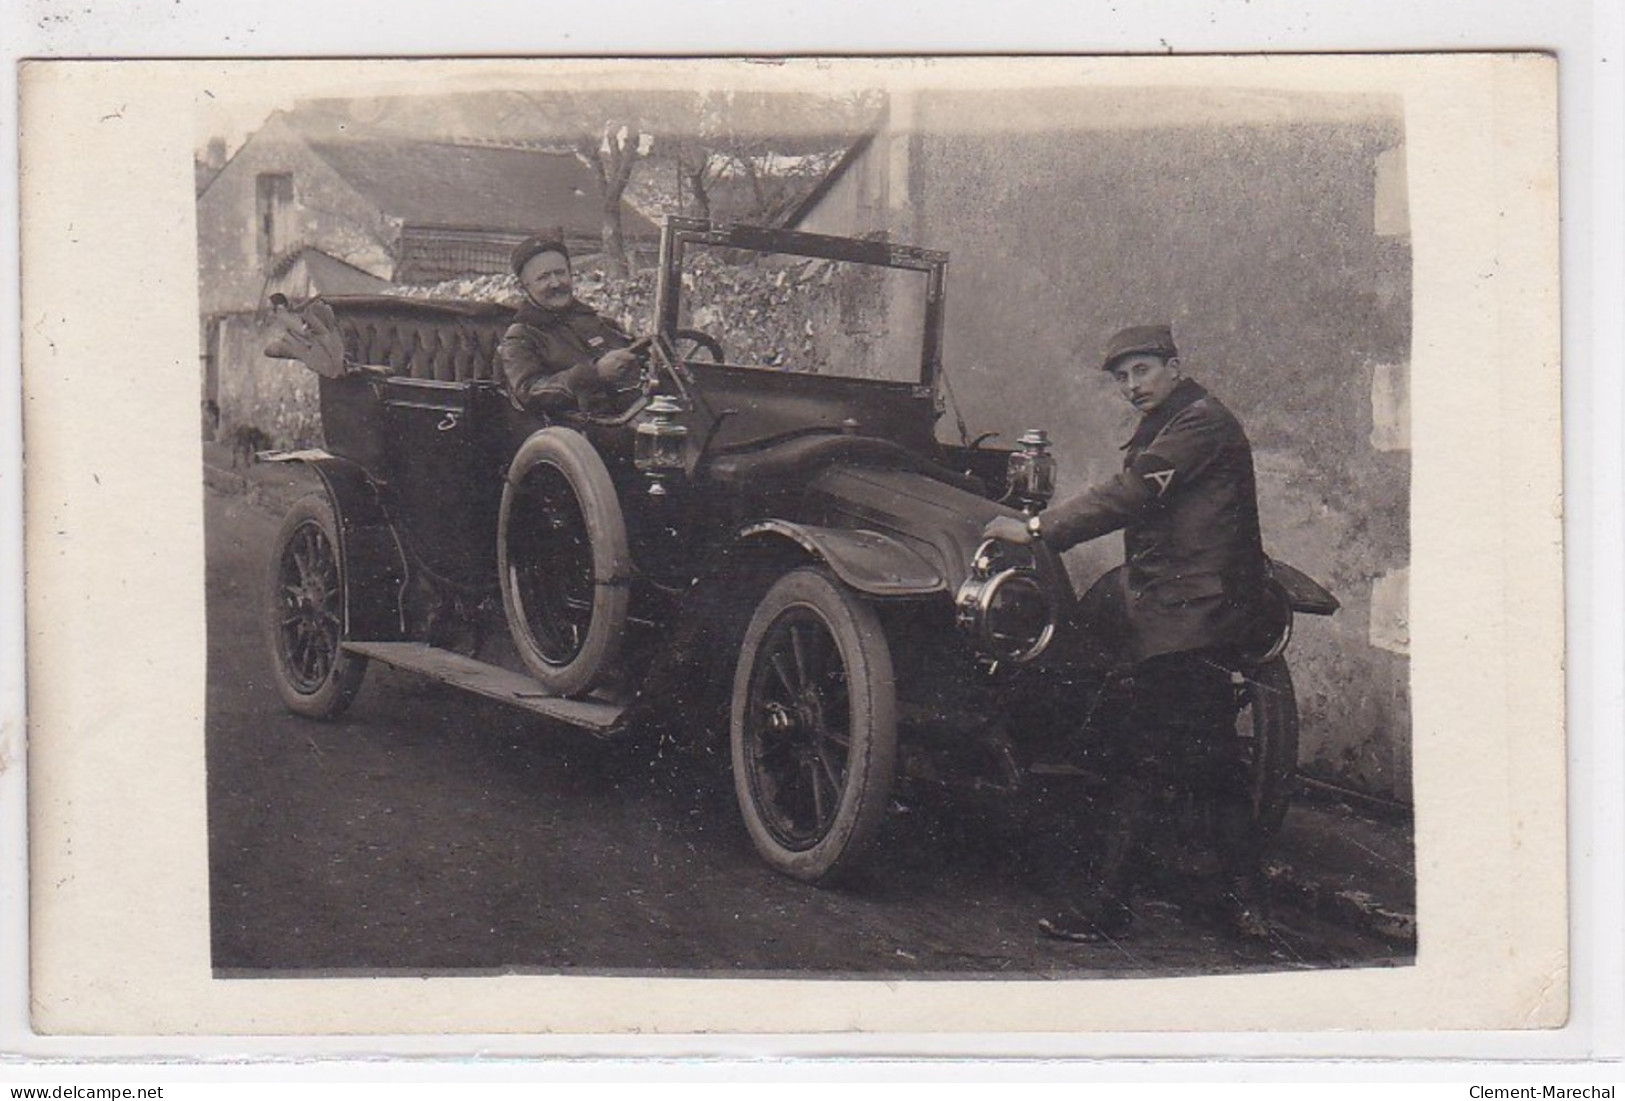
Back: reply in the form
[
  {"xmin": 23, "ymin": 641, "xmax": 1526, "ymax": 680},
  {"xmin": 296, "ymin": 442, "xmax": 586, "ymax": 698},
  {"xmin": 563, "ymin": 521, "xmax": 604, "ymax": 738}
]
[
  {"xmin": 730, "ymin": 567, "xmax": 897, "ymax": 884},
  {"xmin": 498, "ymin": 427, "xmax": 631, "ymax": 697},
  {"xmin": 266, "ymin": 493, "xmax": 368, "ymax": 718},
  {"xmin": 1237, "ymin": 656, "xmax": 1299, "ymax": 838}
]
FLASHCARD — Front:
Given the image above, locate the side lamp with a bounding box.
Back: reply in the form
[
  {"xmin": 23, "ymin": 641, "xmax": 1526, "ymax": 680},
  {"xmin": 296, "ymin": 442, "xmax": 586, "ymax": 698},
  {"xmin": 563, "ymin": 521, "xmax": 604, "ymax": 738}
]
[
  {"xmin": 1005, "ymin": 428, "xmax": 1056, "ymax": 514},
  {"xmin": 633, "ymin": 394, "xmax": 689, "ymax": 496}
]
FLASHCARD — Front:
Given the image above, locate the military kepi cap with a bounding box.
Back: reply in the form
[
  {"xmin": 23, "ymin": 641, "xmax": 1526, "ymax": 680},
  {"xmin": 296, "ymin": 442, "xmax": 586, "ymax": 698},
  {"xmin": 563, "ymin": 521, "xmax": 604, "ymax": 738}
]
[
  {"xmin": 511, "ymin": 232, "xmax": 570, "ymax": 275},
  {"xmin": 1102, "ymin": 324, "xmax": 1179, "ymax": 370}
]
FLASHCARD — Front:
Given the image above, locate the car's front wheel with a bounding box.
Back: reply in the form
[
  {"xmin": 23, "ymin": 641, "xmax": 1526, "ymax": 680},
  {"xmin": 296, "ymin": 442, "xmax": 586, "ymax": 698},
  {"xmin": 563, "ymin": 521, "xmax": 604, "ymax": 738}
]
[
  {"xmin": 730, "ymin": 567, "xmax": 898, "ymax": 884},
  {"xmin": 266, "ymin": 493, "xmax": 368, "ymax": 718}
]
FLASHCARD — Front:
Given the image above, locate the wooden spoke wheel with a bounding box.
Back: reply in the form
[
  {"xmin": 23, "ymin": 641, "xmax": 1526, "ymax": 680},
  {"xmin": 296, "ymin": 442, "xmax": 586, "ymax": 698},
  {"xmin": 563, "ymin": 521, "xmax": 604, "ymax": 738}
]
[{"xmin": 730, "ymin": 567, "xmax": 897, "ymax": 884}]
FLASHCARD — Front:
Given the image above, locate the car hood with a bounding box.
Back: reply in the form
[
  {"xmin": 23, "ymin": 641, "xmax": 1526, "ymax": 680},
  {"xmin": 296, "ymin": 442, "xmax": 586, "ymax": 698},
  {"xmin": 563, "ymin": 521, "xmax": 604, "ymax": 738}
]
[{"xmin": 800, "ymin": 463, "xmax": 1061, "ymax": 594}]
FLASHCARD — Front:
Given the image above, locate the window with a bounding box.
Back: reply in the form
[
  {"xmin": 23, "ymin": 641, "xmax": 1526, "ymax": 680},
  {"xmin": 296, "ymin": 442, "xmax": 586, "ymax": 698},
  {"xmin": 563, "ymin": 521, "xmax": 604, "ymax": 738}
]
[
  {"xmin": 256, "ymin": 173, "xmax": 293, "ymax": 257},
  {"xmin": 676, "ymin": 242, "xmax": 930, "ymax": 384}
]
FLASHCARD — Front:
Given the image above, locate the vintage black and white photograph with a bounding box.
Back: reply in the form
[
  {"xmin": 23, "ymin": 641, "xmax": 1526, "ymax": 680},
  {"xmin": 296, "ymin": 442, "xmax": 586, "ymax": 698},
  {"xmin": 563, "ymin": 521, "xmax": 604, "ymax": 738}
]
[
  {"xmin": 19, "ymin": 54, "xmax": 1565, "ymax": 1036},
  {"xmin": 196, "ymin": 61, "xmax": 1414, "ymax": 979}
]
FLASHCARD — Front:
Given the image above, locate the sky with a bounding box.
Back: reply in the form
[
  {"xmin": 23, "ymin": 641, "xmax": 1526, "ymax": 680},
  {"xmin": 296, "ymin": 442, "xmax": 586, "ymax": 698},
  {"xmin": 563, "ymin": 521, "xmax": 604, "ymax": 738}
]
[{"xmin": 194, "ymin": 79, "xmax": 883, "ymax": 158}]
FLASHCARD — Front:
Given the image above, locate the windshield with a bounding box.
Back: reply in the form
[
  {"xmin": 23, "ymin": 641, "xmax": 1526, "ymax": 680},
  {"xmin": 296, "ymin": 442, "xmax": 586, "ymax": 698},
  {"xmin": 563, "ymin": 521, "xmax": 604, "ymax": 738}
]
[{"xmin": 672, "ymin": 240, "xmax": 933, "ymax": 385}]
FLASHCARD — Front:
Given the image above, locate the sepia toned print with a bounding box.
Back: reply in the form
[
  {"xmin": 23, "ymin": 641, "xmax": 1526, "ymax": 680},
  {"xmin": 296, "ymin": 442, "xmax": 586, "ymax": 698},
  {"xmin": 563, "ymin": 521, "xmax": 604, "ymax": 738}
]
[
  {"xmin": 22, "ymin": 56, "xmax": 1561, "ymax": 1035},
  {"xmin": 199, "ymin": 74, "xmax": 1405, "ymax": 976}
]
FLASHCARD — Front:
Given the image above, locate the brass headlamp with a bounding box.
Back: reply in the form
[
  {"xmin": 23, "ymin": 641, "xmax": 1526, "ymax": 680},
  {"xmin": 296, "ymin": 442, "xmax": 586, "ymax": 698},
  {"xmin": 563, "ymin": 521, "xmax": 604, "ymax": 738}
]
[{"xmin": 954, "ymin": 538, "xmax": 1057, "ymax": 665}]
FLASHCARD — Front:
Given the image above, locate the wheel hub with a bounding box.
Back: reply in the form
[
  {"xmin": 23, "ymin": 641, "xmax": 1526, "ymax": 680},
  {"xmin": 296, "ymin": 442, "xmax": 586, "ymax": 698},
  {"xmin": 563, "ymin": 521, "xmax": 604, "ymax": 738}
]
[
  {"xmin": 764, "ymin": 701, "xmax": 793, "ymax": 732},
  {"xmin": 794, "ymin": 691, "xmax": 825, "ymax": 740},
  {"xmin": 769, "ymin": 696, "xmax": 835, "ymax": 764},
  {"xmin": 766, "ymin": 689, "xmax": 829, "ymax": 742},
  {"xmin": 294, "ymin": 574, "xmax": 325, "ymax": 614}
]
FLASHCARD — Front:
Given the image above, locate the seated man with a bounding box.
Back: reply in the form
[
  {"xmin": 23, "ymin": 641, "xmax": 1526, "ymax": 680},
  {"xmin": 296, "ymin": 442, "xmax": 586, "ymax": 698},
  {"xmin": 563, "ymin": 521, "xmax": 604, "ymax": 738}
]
[{"xmin": 497, "ymin": 235, "xmax": 641, "ymax": 417}]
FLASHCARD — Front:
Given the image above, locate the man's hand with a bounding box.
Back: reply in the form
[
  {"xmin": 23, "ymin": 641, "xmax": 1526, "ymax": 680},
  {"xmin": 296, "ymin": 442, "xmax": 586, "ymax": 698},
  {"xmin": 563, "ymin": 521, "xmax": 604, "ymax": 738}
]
[
  {"xmin": 981, "ymin": 515, "xmax": 1033, "ymax": 545},
  {"xmin": 593, "ymin": 347, "xmax": 642, "ymax": 389}
]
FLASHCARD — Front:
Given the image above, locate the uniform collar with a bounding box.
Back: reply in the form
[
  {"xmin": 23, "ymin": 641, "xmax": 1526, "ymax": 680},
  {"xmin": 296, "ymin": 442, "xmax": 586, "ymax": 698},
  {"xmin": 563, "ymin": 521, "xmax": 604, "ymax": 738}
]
[
  {"xmin": 515, "ymin": 297, "xmax": 595, "ymax": 326},
  {"xmin": 1122, "ymin": 377, "xmax": 1207, "ymax": 450}
]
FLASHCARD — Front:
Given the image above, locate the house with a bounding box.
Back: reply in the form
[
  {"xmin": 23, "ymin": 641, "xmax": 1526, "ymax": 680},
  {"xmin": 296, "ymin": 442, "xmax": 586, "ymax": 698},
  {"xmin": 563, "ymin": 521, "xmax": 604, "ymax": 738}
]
[
  {"xmin": 786, "ymin": 88, "xmax": 1413, "ymax": 806},
  {"xmin": 197, "ymin": 111, "xmax": 658, "ymax": 443},
  {"xmin": 198, "ymin": 111, "xmax": 660, "ymax": 313},
  {"xmin": 195, "ymin": 137, "xmax": 228, "ymax": 197}
]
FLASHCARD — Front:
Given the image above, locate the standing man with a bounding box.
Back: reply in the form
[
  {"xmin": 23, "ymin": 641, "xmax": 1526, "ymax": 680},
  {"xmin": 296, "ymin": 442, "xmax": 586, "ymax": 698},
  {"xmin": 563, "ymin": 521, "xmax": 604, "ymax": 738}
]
[
  {"xmin": 497, "ymin": 234, "xmax": 642, "ymax": 417},
  {"xmin": 983, "ymin": 324, "xmax": 1273, "ymax": 942}
]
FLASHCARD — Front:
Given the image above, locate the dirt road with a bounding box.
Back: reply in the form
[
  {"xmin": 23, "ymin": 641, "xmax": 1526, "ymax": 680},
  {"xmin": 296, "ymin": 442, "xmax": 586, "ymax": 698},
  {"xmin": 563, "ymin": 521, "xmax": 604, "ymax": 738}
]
[{"xmin": 206, "ymin": 485, "xmax": 1404, "ymax": 978}]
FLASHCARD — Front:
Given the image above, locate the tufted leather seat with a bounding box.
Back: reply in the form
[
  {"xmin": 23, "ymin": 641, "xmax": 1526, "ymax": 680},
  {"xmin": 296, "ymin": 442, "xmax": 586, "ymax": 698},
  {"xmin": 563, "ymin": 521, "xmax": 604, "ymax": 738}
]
[{"xmin": 323, "ymin": 296, "xmax": 517, "ymax": 383}]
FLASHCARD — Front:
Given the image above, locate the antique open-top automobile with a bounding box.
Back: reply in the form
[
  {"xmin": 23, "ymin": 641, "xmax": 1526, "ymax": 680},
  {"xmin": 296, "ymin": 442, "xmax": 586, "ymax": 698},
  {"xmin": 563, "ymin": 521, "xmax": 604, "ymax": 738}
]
[{"xmin": 262, "ymin": 218, "xmax": 1337, "ymax": 884}]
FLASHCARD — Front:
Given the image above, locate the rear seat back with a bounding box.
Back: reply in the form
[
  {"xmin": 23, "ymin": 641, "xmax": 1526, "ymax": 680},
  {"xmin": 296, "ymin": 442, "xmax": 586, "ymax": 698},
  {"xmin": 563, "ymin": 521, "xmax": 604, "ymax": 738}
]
[{"xmin": 326, "ymin": 296, "xmax": 517, "ymax": 384}]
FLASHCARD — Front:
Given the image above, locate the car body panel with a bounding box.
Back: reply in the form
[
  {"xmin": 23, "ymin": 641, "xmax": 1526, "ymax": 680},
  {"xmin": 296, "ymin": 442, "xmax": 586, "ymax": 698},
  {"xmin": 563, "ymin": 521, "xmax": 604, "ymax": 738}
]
[
  {"xmin": 677, "ymin": 366, "xmax": 939, "ymax": 464},
  {"xmin": 801, "ymin": 464, "xmax": 1007, "ymax": 593},
  {"xmin": 261, "ymin": 449, "xmax": 407, "ymax": 640},
  {"xmin": 737, "ymin": 520, "xmax": 946, "ymax": 596}
]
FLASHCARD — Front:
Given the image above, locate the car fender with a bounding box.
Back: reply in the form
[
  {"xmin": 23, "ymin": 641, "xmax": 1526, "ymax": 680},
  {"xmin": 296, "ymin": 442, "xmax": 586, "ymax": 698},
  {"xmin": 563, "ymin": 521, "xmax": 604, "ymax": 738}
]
[
  {"xmin": 736, "ymin": 520, "xmax": 945, "ymax": 598},
  {"xmin": 1268, "ymin": 559, "xmax": 1340, "ymax": 615},
  {"xmin": 1069, "ymin": 558, "xmax": 1339, "ymax": 668},
  {"xmin": 262, "ymin": 450, "xmax": 407, "ymax": 639}
]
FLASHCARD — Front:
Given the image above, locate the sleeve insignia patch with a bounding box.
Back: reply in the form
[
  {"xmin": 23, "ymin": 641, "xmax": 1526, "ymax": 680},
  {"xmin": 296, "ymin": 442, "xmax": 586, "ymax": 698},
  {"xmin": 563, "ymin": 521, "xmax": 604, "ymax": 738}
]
[
  {"xmin": 1129, "ymin": 451, "xmax": 1178, "ymax": 497},
  {"xmin": 1143, "ymin": 468, "xmax": 1175, "ymax": 495}
]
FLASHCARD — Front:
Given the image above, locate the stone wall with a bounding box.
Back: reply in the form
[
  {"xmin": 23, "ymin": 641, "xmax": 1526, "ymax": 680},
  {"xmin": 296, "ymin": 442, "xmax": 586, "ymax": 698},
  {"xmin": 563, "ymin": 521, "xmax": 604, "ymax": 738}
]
[{"xmin": 210, "ymin": 312, "xmax": 323, "ymax": 449}]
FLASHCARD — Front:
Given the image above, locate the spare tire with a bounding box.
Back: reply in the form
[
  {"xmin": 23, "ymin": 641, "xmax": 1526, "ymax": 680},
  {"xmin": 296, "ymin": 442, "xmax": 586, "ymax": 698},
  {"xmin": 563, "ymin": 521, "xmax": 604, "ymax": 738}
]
[{"xmin": 498, "ymin": 427, "xmax": 631, "ymax": 697}]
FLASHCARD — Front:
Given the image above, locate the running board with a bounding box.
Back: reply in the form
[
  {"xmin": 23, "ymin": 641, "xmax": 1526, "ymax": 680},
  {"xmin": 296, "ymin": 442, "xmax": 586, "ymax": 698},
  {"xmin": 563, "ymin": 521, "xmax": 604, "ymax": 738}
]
[{"xmin": 342, "ymin": 642, "xmax": 626, "ymax": 734}]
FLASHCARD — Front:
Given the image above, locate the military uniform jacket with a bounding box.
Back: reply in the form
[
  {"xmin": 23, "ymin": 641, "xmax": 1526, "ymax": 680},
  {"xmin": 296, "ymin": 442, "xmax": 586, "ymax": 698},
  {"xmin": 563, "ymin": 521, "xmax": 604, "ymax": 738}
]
[
  {"xmin": 1041, "ymin": 377, "xmax": 1268, "ymax": 662},
  {"xmin": 497, "ymin": 298, "xmax": 632, "ymax": 415}
]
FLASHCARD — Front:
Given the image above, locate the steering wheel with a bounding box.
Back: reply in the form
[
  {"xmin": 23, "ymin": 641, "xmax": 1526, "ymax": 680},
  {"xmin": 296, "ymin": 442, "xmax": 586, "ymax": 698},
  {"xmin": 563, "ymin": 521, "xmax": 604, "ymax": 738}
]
[
  {"xmin": 565, "ymin": 337, "xmax": 655, "ymax": 429},
  {"xmin": 672, "ymin": 328, "xmax": 725, "ymax": 364},
  {"xmin": 571, "ymin": 331, "xmax": 720, "ymax": 429}
]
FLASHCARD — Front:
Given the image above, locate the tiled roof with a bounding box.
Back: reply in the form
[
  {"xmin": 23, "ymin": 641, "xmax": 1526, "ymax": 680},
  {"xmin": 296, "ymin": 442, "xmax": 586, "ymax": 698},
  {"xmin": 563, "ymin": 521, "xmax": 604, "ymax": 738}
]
[
  {"xmin": 308, "ymin": 140, "xmax": 659, "ymax": 238},
  {"xmin": 288, "ymin": 248, "xmax": 394, "ymax": 295}
]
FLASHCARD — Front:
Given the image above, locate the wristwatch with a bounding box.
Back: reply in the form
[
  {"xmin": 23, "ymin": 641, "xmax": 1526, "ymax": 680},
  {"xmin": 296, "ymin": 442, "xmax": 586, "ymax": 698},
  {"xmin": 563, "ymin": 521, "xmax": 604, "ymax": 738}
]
[{"xmin": 1026, "ymin": 513, "xmax": 1044, "ymax": 542}]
